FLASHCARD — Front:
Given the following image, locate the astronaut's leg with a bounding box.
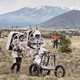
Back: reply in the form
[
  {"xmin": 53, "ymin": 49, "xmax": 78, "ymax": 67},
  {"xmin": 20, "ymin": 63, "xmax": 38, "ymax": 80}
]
[
  {"xmin": 11, "ymin": 51, "xmax": 18, "ymax": 72},
  {"xmin": 16, "ymin": 57, "xmax": 22, "ymax": 73},
  {"xmin": 11, "ymin": 58, "xmax": 17, "ymax": 71}
]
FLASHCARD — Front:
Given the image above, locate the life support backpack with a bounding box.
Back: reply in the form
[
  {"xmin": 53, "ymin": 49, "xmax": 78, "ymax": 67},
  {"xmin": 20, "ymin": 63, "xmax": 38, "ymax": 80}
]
[{"xmin": 6, "ymin": 31, "xmax": 24, "ymax": 50}]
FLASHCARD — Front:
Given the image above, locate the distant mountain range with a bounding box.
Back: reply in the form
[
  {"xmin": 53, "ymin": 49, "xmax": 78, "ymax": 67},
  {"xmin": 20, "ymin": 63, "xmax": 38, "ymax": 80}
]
[
  {"xmin": 0, "ymin": 6, "xmax": 69, "ymax": 27},
  {"xmin": 39, "ymin": 10, "xmax": 80, "ymax": 29}
]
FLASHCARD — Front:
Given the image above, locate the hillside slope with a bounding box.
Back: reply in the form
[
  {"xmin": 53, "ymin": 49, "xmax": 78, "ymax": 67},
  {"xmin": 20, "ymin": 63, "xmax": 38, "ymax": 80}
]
[{"xmin": 39, "ymin": 10, "xmax": 80, "ymax": 29}]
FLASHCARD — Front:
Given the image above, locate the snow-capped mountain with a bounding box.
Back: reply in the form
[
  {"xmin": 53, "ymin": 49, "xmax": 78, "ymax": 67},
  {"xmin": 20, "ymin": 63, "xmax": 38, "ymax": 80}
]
[
  {"xmin": 0, "ymin": 5, "xmax": 69, "ymax": 27},
  {"xmin": 39, "ymin": 10, "xmax": 80, "ymax": 29}
]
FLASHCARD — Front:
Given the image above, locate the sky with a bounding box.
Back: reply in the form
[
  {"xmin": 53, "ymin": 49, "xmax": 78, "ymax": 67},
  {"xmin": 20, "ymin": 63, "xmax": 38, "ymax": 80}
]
[{"xmin": 0, "ymin": 0, "xmax": 80, "ymax": 14}]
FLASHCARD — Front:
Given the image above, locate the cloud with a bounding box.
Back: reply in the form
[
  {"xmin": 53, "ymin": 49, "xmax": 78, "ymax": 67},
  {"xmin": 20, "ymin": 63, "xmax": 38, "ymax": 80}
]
[{"xmin": 0, "ymin": 0, "xmax": 80, "ymax": 14}]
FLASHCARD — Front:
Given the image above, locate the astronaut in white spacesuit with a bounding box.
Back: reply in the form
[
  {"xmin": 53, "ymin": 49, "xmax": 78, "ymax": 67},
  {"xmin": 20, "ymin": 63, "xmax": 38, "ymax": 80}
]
[
  {"xmin": 28, "ymin": 30, "xmax": 43, "ymax": 56},
  {"xmin": 28, "ymin": 30, "xmax": 47, "ymax": 64},
  {"xmin": 11, "ymin": 34, "xmax": 28, "ymax": 73}
]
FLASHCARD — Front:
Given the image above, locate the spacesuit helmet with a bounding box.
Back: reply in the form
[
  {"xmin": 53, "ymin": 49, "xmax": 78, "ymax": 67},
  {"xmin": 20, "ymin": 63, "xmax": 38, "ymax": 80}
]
[
  {"xmin": 19, "ymin": 33, "xmax": 25, "ymax": 41},
  {"xmin": 33, "ymin": 30, "xmax": 41, "ymax": 38}
]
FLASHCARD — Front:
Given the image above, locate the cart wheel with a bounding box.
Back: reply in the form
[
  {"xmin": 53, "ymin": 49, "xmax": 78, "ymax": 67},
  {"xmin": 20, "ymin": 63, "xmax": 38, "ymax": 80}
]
[
  {"xmin": 54, "ymin": 65, "xmax": 66, "ymax": 78},
  {"xmin": 40, "ymin": 68, "xmax": 51, "ymax": 75},
  {"xmin": 29, "ymin": 64, "xmax": 40, "ymax": 76}
]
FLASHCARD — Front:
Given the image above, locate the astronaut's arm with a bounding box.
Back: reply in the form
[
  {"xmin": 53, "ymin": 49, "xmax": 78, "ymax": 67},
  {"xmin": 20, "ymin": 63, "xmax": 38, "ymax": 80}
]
[
  {"xmin": 14, "ymin": 41, "xmax": 19, "ymax": 47},
  {"xmin": 27, "ymin": 41, "xmax": 34, "ymax": 49},
  {"xmin": 28, "ymin": 41, "xmax": 31, "ymax": 47},
  {"xmin": 23, "ymin": 45, "xmax": 27, "ymax": 49}
]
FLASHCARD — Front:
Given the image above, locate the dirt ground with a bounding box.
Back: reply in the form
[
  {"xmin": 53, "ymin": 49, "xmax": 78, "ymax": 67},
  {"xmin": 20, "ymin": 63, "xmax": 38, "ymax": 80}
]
[
  {"xmin": 0, "ymin": 36, "xmax": 80, "ymax": 80},
  {"xmin": 70, "ymin": 36, "xmax": 80, "ymax": 49}
]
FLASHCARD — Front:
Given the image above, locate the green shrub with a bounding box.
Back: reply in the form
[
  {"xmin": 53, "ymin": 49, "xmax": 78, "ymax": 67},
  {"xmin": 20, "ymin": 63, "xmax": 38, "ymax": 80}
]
[
  {"xmin": 59, "ymin": 34, "xmax": 72, "ymax": 53},
  {"xmin": 60, "ymin": 38, "xmax": 71, "ymax": 46},
  {"xmin": 59, "ymin": 45, "xmax": 72, "ymax": 53}
]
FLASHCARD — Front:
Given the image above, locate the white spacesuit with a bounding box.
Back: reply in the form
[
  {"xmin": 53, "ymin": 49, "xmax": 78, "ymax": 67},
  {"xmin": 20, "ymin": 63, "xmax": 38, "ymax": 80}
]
[
  {"xmin": 33, "ymin": 46, "xmax": 48, "ymax": 65},
  {"xmin": 28, "ymin": 30, "xmax": 47, "ymax": 64},
  {"xmin": 6, "ymin": 31, "xmax": 28, "ymax": 73},
  {"xmin": 28, "ymin": 30, "xmax": 43, "ymax": 56}
]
